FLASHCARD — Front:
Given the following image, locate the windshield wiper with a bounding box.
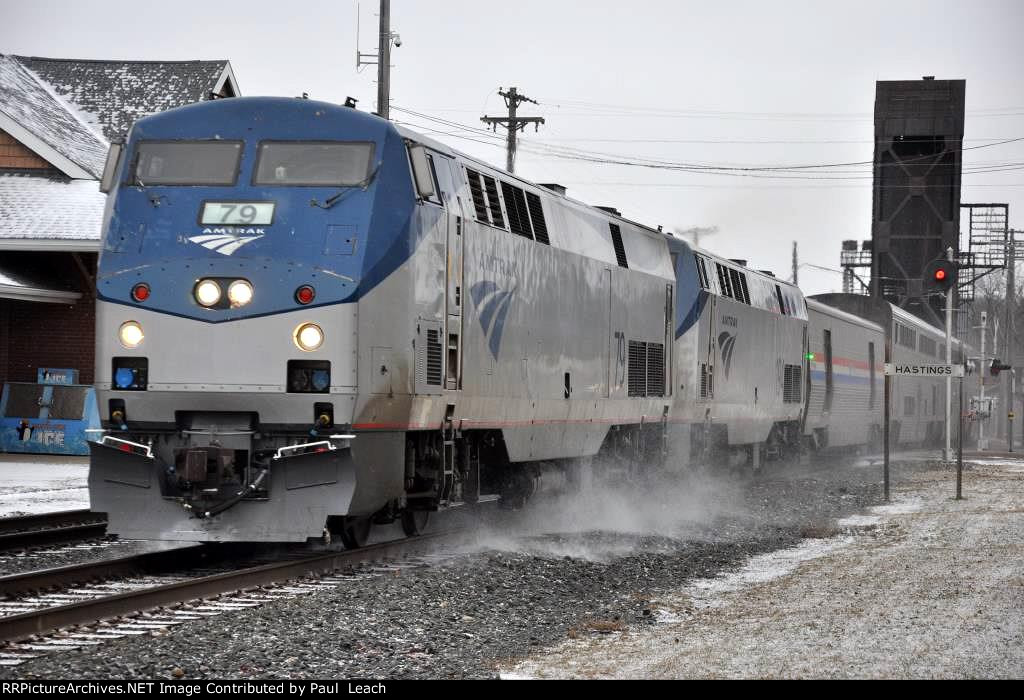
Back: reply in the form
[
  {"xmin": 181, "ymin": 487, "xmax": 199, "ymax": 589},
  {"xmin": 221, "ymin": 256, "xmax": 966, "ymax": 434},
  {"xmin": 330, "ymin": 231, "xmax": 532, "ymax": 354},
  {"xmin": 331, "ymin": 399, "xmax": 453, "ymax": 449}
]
[{"xmin": 310, "ymin": 161, "xmax": 382, "ymax": 210}]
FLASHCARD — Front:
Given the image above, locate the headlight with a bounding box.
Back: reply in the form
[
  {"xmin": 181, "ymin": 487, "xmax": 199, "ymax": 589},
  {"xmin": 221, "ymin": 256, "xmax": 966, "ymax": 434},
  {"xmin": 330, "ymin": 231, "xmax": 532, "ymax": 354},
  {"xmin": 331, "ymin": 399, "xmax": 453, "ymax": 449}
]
[
  {"xmin": 119, "ymin": 321, "xmax": 144, "ymax": 349},
  {"xmin": 195, "ymin": 279, "xmax": 222, "ymax": 307},
  {"xmin": 294, "ymin": 323, "xmax": 324, "ymax": 352},
  {"xmin": 227, "ymin": 280, "xmax": 254, "ymax": 307}
]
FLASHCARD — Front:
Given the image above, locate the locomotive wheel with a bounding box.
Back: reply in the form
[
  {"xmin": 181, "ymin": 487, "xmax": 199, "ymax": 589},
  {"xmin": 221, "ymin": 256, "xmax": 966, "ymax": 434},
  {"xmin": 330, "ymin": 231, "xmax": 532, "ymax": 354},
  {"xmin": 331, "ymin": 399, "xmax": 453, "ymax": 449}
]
[
  {"xmin": 400, "ymin": 509, "xmax": 430, "ymax": 537},
  {"xmin": 339, "ymin": 516, "xmax": 372, "ymax": 549}
]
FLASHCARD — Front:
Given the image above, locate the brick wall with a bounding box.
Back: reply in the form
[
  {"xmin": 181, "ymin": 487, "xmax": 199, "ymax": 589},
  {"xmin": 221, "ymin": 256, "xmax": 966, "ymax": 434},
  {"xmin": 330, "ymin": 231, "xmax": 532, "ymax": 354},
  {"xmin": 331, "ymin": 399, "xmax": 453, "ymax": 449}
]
[
  {"xmin": 0, "ymin": 301, "xmax": 9, "ymax": 384},
  {"xmin": 0, "ymin": 129, "xmax": 52, "ymax": 170},
  {"xmin": 1, "ymin": 253, "xmax": 96, "ymax": 386}
]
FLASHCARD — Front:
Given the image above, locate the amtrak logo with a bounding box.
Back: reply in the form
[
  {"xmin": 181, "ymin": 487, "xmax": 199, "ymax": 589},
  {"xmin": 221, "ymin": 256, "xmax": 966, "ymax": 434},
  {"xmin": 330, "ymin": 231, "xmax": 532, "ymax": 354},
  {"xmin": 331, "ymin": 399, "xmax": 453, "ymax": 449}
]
[
  {"xmin": 188, "ymin": 229, "xmax": 265, "ymax": 256},
  {"xmin": 471, "ymin": 281, "xmax": 516, "ymax": 359},
  {"xmin": 718, "ymin": 331, "xmax": 737, "ymax": 380}
]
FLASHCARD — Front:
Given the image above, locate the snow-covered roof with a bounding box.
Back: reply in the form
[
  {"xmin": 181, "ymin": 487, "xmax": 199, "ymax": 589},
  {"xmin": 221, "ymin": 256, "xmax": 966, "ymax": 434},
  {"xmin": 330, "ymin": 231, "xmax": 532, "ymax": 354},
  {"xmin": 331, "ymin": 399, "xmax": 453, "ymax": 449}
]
[
  {"xmin": 0, "ymin": 173, "xmax": 104, "ymax": 251},
  {"xmin": 13, "ymin": 56, "xmax": 238, "ymax": 142},
  {"xmin": 0, "ymin": 55, "xmax": 108, "ymax": 179}
]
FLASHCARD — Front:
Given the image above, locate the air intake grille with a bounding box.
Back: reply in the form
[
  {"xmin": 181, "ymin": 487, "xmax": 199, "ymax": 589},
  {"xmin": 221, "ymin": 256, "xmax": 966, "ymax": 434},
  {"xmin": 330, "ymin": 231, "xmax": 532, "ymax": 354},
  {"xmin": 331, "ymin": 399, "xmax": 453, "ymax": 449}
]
[
  {"xmin": 609, "ymin": 223, "xmax": 628, "ymax": 268},
  {"xmin": 501, "ymin": 182, "xmax": 532, "ymax": 239},
  {"xmin": 646, "ymin": 343, "xmax": 665, "ymax": 397},
  {"xmin": 526, "ymin": 191, "xmax": 550, "ymax": 245},
  {"xmin": 626, "ymin": 340, "xmax": 665, "ymax": 397},
  {"xmin": 465, "ymin": 169, "xmax": 489, "ymax": 222},
  {"xmin": 628, "ymin": 340, "xmax": 647, "ymax": 397},
  {"xmin": 783, "ymin": 364, "xmax": 802, "ymax": 403},
  {"xmin": 700, "ymin": 363, "xmax": 713, "ymax": 398},
  {"xmin": 426, "ymin": 329, "xmax": 443, "ymax": 386},
  {"xmin": 483, "ymin": 176, "xmax": 504, "ymax": 228}
]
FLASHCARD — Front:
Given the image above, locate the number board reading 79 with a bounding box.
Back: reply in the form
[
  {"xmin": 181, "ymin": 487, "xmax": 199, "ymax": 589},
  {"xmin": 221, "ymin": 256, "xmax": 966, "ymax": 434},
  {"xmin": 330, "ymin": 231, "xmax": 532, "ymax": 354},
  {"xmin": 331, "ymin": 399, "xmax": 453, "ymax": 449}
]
[
  {"xmin": 883, "ymin": 363, "xmax": 965, "ymax": 377},
  {"xmin": 200, "ymin": 202, "xmax": 275, "ymax": 225}
]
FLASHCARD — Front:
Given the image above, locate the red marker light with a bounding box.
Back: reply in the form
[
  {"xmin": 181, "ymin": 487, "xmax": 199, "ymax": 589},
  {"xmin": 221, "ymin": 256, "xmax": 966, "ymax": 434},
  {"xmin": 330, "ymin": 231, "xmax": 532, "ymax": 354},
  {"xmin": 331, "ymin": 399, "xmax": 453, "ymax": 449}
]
[
  {"xmin": 935, "ymin": 269, "xmax": 946, "ymax": 281},
  {"xmin": 295, "ymin": 285, "xmax": 316, "ymax": 305},
  {"xmin": 131, "ymin": 283, "xmax": 150, "ymax": 302}
]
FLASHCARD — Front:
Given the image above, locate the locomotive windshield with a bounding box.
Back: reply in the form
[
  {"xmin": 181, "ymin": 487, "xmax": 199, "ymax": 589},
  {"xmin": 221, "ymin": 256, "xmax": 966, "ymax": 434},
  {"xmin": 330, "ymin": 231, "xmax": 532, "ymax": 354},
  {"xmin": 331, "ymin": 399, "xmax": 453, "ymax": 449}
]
[
  {"xmin": 253, "ymin": 141, "xmax": 375, "ymax": 186},
  {"xmin": 133, "ymin": 141, "xmax": 242, "ymax": 186}
]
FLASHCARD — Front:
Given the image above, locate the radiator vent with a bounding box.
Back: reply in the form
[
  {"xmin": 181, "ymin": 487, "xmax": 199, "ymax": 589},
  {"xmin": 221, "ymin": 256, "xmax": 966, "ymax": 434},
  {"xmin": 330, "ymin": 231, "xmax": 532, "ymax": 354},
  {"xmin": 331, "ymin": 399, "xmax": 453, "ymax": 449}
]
[
  {"xmin": 628, "ymin": 340, "xmax": 647, "ymax": 397},
  {"xmin": 526, "ymin": 191, "xmax": 550, "ymax": 245},
  {"xmin": 609, "ymin": 223, "xmax": 628, "ymax": 268},
  {"xmin": 627, "ymin": 340, "xmax": 665, "ymax": 397},
  {"xmin": 483, "ymin": 175, "xmax": 504, "ymax": 229},
  {"xmin": 465, "ymin": 169, "xmax": 489, "ymax": 222},
  {"xmin": 501, "ymin": 182, "xmax": 532, "ymax": 240},
  {"xmin": 700, "ymin": 363, "xmax": 714, "ymax": 398},
  {"xmin": 646, "ymin": 342, "xmax": 665, "ymax": 397},
  {"xmin": 783, "ymin": 364, "xmax": 802, "ymax": 403},
  {"xmin": 425, "ymin": 329, "xmax": 443, "ymax": 386}
]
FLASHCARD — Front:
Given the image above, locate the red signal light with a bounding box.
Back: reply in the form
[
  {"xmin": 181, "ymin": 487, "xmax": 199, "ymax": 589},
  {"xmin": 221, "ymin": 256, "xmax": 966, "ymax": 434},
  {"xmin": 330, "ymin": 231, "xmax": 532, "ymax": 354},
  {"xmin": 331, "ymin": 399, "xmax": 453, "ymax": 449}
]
[
  {"xmin": 934, "ymin": 269, "xmax": 946, "ymax": 281},
  {"xmin": 131, "ymin": 283, "xmax": 150, "ymax": 302},
  {"xmin": 295, "ymin": 285, "xmax": 316, "ymax": 305}
]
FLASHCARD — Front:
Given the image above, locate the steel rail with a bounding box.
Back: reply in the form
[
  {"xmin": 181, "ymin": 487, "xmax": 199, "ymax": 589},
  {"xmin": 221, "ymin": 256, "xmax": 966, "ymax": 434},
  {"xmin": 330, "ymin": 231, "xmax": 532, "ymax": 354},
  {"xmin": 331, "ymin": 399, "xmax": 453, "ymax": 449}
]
[
  {"xmin": 0, "ymin": 530, "xmax": 465, "ymax": 643},
  {"xmin": 0, "ymin": 544, "xmax": 209, "ymax": 598},
  {"xmin": 0, "ymin": 510, "xmax": 107, "ymax": 551}
]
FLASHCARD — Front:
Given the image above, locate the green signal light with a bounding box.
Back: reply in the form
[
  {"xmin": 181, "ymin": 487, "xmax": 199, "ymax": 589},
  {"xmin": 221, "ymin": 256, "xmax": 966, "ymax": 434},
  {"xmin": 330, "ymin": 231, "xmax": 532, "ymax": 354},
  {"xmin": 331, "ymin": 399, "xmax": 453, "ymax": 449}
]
[{"xmin": 805, "ymin": 353, "xmax": 815, "ymax": 360}]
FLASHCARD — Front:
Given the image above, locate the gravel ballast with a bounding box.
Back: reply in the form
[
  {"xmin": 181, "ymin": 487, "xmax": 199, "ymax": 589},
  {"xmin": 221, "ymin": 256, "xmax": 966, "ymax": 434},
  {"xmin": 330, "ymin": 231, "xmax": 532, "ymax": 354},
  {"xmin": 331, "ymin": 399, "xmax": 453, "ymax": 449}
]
[{"xmin": 2, "ymin": 456, "xmax": 989, "ymax": 679}]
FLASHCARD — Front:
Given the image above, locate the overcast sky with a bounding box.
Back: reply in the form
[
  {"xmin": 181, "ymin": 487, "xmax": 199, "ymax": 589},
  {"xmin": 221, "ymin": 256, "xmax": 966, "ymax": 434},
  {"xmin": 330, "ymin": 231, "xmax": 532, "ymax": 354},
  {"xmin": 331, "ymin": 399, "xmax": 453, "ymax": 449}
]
[{"xmin": 3, "ymin": 0, "xmax": 1022, "ymax": 295}]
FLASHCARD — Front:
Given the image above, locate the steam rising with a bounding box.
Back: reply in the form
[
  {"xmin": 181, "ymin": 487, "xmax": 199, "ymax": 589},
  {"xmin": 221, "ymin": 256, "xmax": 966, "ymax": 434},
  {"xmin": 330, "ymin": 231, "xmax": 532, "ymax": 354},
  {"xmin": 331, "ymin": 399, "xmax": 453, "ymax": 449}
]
[{"xmin": 474, "ymin": 460, "xmax": 756, "ymax": 562}]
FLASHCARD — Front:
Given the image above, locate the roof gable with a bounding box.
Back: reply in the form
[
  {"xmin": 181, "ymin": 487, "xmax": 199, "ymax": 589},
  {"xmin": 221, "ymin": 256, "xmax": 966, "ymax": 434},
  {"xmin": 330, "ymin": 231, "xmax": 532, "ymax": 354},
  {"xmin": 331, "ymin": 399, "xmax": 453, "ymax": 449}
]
[
  {"xmin": 13, "ymin": 56, "xmax": 240, "ymax": 141},
  {"xmin": 0, "ymin": 55, "xmax": 107, "ymax": 179}
]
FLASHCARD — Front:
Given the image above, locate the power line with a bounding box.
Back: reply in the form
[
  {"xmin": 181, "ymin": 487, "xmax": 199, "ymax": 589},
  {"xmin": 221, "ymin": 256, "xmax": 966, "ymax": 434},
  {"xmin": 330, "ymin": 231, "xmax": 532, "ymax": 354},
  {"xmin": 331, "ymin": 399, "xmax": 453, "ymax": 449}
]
[{"xmin": 395, "ymin": 104, "xmax": 1024, "ymax": 175}]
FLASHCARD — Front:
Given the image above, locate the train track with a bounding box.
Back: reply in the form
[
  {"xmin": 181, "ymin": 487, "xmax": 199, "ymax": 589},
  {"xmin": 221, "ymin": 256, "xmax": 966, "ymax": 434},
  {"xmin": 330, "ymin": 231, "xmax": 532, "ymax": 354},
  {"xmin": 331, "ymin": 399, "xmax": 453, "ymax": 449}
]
[
  {"xmin": 0, "ymin": 510, "xmax": 107, "ymax": 551},
  {"xmin": 0, "ymin": 529, "xmax": 467, "ymax": 645}
]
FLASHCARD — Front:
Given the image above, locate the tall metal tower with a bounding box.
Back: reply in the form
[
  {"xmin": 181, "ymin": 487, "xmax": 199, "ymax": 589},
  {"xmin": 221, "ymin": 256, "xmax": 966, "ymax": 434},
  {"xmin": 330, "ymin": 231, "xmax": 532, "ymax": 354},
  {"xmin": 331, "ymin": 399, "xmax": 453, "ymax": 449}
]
[{"xmin": 870, "ymin": 77, "xmax": 966, "ymax": 328}]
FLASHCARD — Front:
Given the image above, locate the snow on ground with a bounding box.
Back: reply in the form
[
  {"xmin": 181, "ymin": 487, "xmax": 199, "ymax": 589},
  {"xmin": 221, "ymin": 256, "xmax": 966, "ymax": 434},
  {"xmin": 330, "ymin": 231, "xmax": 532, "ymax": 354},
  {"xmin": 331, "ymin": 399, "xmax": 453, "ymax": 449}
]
[
  {"xmin": 969, "ymin": 458, "xmax": 1024, "ymax": 473},
  {"xmin": 0, "ymin": 454, "xmax": 89, "ymax": 516},
  {"xmin": 504, "ymin": 458, "xmax": 1024, "ymax": 679}
]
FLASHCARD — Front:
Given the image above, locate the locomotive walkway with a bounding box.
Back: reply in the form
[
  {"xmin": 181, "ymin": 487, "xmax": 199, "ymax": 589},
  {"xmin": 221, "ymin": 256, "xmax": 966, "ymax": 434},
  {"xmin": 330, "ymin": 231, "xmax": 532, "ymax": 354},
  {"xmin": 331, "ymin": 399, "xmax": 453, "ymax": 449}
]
[{"xmin": 505, "ymin": 455, "xmax": 1024, "ymax": 679}]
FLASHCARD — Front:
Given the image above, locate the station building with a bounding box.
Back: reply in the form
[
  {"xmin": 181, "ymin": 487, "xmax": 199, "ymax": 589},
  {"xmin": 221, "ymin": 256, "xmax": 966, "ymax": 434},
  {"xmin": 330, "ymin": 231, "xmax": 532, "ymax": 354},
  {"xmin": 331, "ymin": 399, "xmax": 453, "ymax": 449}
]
[{"xmin": 0, "ymin": 55, "xmax": 239, "ymax": 389}]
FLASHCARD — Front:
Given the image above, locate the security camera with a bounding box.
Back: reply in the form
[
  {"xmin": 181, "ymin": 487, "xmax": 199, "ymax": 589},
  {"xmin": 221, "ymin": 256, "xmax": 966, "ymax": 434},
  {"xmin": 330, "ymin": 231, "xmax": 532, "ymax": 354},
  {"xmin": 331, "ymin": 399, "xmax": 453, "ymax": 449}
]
[{"xmin": 392, "ymin": 33, "xmax": 402, "ymax": 47}]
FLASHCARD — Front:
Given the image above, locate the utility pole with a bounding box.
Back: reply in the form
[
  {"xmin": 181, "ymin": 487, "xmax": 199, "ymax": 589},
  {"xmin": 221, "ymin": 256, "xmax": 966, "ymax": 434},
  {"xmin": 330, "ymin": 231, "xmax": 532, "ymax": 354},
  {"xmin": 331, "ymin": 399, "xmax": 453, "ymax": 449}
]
[
  {"xmin": 944, "ymin": 246, "xmax": 954, "ymax": 462},
  {"xmin": 481, "ymin": 87, "xmax": 545, "ymax": 173},
  {"xmin": 1006, "ymin": 228, "xmax": 1016, "ymax": 451},
  {"xmin": 792, "ymin": 241, "xmax": 799, "ymax": 286},
  {"xmin": 979, "ymin": 311, "xmax": 988, "ymax": 451},
  {"xmin": 675, "ymin": 226, "xmax": 719, "ymax": 250},
  {"xmin": 376, "ymin": 0, "xmax": 390, "ymax": 120},
  {"xmin": 356, "ymin": 0, "xmax": 399, "ymax": 120}
]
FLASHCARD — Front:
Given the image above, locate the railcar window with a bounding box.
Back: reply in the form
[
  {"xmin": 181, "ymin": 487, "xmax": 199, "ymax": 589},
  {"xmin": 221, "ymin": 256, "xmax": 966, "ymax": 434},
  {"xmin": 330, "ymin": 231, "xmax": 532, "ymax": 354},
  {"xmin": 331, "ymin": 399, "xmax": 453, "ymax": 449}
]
[
  {"xmin": 919, "ymin": 335, "xmax": 937, "ymax": 357},
  {"xmin": 775, "ymin": 284, "xmax": 787, "ymax": 315},
  {"xmin": 254, "ymin": 142, "xmax": 374, "ymax": 186},
  {"xmin": 133, "ymin": 141, "xmax": 242, "ymax": 186},
  {"xmin": 421, "ymin": 153, "xmax": 443, "ymax": 205}
]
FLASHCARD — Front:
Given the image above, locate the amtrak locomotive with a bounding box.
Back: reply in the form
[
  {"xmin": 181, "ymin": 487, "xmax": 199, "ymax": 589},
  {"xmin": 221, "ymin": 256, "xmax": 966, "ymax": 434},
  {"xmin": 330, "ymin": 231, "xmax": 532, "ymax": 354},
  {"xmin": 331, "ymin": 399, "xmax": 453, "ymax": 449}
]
[{"xmin": 90, "ymin": 96, "xmax": 966, "ymax": 546}]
